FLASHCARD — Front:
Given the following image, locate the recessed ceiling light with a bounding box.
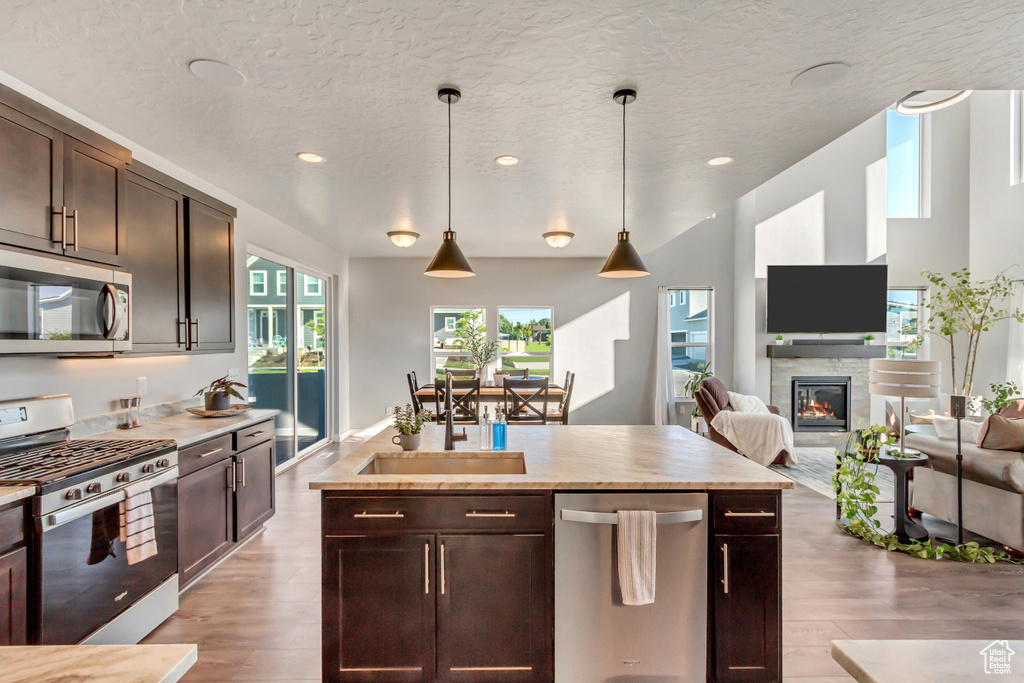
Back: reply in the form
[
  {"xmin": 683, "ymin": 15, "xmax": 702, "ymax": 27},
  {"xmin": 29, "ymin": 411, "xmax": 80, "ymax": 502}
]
[
  {"xmin": 495, "ymin": 155, "xmax": 519, "ymax": 166},
  {"xmin": 543, "ymin": 231, "xmax": 574, "ymax": 248},
  {"xmin": 296, "ymin": 152, "xmax": 325, "ymax": 164},
  {"xmin": 707, "ymin": 156, "xmax": 734, "ymax": 166},
  {"xmin": 791, "ymin": 62, "xmax": 850, "ymax": 90},
  {"xmin": 896, "ymin": 90, "xmax": 973, "ymax": 115},
  {"xmin": 188, "ymin": 59, "xmax": 246, "ymax": 87},
  {"xmin": 387, "ymin": 231, "xmax": 420, "ymax": 248}
]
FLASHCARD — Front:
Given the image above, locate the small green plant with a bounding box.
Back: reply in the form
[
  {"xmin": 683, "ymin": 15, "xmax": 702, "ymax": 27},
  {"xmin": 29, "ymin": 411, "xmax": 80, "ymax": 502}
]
[
  {"xmin": 194, "ymin": 375, "xmax": 246, "ymax": 402},
  {"xmin": 775, "ymin": 334, "xmax": 784, "ymax": 341},
  {"xmin": 833, "ymin": 424, "xmax": 1022, "ymax": 564},
  {"xmin": 682, "ymin": 363, "xmax": 713, "ymax": 398},
  {"xmin": 981, "ymin": 381, "xmax": 1021, "ymax": 414},
  {"xmin": 863, "ymin": 334, "xmax": 876, "ymax": 341},
  {"xmin": 393, "ymin": 404, "xmax": 432, "ymax": 435}
]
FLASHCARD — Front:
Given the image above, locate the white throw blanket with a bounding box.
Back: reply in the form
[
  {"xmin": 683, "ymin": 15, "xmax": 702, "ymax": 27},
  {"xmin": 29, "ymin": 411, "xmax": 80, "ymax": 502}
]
[{"xmin": 711, "ymin": 410, "xmax": 796, "ymax": 467}]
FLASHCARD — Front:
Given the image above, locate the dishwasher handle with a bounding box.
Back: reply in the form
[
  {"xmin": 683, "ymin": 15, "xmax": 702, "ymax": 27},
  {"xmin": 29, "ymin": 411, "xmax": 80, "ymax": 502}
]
[{"xmin": 559, "ymin": 508, "xmax": 703, "ymax": 525}]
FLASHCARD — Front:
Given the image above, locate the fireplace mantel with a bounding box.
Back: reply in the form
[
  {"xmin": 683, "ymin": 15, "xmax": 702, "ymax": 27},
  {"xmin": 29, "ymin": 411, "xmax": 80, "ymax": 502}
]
[{"xmin": 767, "ymin": 344, "xmax": 887, "ymax": 359}]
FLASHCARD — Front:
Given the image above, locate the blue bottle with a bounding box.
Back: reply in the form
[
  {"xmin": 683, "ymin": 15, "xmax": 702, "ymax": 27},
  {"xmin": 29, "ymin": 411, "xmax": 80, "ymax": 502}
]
[{"xmin": 493, "ymin": 408, "xmax": 508, "ymax": 451}]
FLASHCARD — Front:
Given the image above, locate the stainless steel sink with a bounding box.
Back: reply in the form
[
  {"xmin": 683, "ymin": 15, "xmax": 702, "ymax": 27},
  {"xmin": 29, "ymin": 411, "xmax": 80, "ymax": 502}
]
[{"xmin": 357, "ymin": 452, "xmax": 527, "ymax": 475}]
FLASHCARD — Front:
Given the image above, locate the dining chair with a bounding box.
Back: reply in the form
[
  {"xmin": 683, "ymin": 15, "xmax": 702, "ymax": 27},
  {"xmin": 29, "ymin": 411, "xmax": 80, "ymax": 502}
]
[
  {"xmin": 502, "ymin": 378, "xmax": 550, "ymax": 424},
  {"xmin": 548, "ymin": 372, "xmax": 575, "ymax": 425},
  {"xmin": 504, "ymin": 369, "xmax": 528, "ymax": 379},
  {"xmin": 407, "ymin": 371, "xmax": 423, "ymax": 413},
  {"xmin": 434, "ymin": 378, "xmax": 482, "ymax": 424},
  {"xmin": 446, "ymin": 368, "xmax": 477, "ymax": 378}
]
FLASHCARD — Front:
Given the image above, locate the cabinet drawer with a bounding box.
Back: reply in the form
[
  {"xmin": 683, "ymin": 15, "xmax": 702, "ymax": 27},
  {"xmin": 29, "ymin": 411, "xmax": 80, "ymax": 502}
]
[
  {"xmin": 324, "ymin": 495, "xmax": 437, "ymax": 534},
  {"xmin": 235, "ymin": 419, "xmax": 273, "ymax": 450},
  {"xmin": 179, "ymin": 433, "xmax": 234, "ymax": 476},
  {"xmin": 713, "ymin": 491, "xmax": 780, "ymax": 534},
  {"xmin": 432, "ymin": 494, "xmax": 549, "ymax": 532},
  {"xmin": 323, "ymin": 494, "xmax": 551, "ymax": 534},
  {"xmin": 0, "ymin": 503, "xmax": 26, "ymax": 552}
]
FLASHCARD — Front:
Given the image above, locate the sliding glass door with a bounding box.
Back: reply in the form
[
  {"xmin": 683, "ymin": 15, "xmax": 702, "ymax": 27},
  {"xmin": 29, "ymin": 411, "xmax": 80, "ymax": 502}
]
[{"xmin": 247, "ymin": 254, "xmax": 329, "ymax": 468}]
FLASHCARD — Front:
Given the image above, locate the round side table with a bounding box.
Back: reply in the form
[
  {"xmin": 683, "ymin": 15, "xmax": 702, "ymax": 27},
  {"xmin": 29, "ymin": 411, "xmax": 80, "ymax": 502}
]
[{"xmin": 879, "ymin": 451, "xmax": 929, "ymax": 543}]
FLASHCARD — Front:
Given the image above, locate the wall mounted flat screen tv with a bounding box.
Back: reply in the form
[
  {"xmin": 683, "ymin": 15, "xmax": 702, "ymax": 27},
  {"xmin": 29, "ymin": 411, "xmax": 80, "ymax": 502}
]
[{"xmin": 766, "ymin": 265, "xmax": 887, "ymax": 333}]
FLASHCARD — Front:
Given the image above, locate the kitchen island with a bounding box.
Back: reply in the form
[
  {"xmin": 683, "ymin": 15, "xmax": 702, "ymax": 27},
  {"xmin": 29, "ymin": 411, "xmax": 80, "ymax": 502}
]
[{"xmin": 311, "ymin": 424, "xmax": 793, "ymax": 683}]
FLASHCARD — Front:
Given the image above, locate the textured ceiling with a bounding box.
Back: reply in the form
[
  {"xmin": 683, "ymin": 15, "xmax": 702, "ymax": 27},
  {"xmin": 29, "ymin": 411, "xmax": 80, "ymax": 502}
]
[{"xmin": 2, "ymin": 1, "xmax": 1023, "ymax": 258}]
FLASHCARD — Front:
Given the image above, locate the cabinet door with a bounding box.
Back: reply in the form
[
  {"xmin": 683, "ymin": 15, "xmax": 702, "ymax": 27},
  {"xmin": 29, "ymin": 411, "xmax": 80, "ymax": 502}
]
[
  {"xmin": 0, "ymin": 546, "xmax": 28, "ymax": 645},
  {"xmin": 178, "ymin": 459, "xmax": 235, "ymax": 587},
  {"xmin": 437, "ymin": 534, "xmax": 551, "ymax": 683},
  {"xmin": 63, "ymin": 136, "xmax": 126, "ymax": 265},
  {"xmin": 713, "ymin": 535, "xmax": 781, "ymax": 682},
  {"xmin": 234, "ymin": 440, "xmax": 275, "ymax": 540},
  {"xmin": 0, "ymin": 103, "xmax": 63, "ymax": 254},
  {"xmin": 324, "ymin": 535, "xmax": 435, "ymax": 683},
  {"xmin": 123, "ymin": 172, "xmax": 187, "ymax": 352},
  {"xmin": 185, "ymin": 198, "xmax": 234, "ymax": 351}
]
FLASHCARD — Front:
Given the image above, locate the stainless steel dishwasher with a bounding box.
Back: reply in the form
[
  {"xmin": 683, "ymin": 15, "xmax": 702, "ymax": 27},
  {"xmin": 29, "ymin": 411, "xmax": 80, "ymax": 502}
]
[{"xmin": 555, "ymin": 492, "xmax": 707, "ymax": 682}]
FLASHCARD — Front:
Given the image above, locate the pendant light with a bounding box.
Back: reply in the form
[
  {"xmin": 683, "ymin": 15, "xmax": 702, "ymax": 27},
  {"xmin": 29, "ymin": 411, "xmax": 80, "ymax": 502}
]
[
  {"xmin": 425, "ymin": 87, "xmax": 475, "ymax": 278},
  {"xmin": 599, "ymin": 89, "xmax": 649, "ymax": 279}
]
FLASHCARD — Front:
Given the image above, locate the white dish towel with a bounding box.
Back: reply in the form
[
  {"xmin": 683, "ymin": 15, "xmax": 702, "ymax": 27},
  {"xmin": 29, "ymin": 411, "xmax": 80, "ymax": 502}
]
[
  {"xmin": 119, "ymin": 479, "xmax": 158, "ymax": 565},
  {"xmin": 617, "ymin": 510, "xmax": 657, "ymax": 606}
]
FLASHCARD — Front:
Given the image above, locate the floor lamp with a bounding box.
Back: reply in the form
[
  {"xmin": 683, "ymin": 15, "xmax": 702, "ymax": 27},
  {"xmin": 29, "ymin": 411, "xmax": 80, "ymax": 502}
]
[
  {"xmin": 937, "ymin": 394, "xmax": 968, "ymax": 547},
  {"xmin": 868, "ymin": 359, "xmax": 941, "ymax": 455}
]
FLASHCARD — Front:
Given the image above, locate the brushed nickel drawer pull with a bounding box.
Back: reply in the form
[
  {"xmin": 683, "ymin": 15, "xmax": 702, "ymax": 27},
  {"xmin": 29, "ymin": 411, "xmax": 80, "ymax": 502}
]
[
  {"xmin": 440, "ymin": 543, "xmax": 446, "ymax": 595},
  {"xmin": 722, "ymin": 543, "xmax": 729, "ymax": 594},
  {"xmin": 723, "ymin": 510, "xmax": 775, "ymax": 517},
  {"xmin": 466, "ymin": 510, "xmax": 515, "ymax": 518},
  {"xmin": 197, "ymin": 447, "xmax": 223, "ymax": 459},
  {"xmin": 246, "ymin": 430, "xmax": 265, "ymax": 437},
  {"xmin": 424, "ymin": 543, "xmax": 430, "ymax": 594},
  {"xmin": 354, "ymin": 511, "xmax": 405, "ymax": 519}
]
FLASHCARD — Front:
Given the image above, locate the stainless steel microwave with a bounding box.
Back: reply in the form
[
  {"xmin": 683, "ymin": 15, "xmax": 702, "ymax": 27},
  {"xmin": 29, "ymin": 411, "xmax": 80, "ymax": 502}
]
[{"xmin": 0, "ymin": 249, "xmax": 131, "ymax": 354}]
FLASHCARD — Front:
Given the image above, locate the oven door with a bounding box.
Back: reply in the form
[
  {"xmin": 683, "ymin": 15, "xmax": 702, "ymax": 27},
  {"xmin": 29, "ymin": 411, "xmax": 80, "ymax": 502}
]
[
  {"xmin": 0, "ymin": 249, "xmax": 131, "ymax": 354},
  {"xmin": 38, "ymin": 471, "xmax": 177, "ymax": 644}
]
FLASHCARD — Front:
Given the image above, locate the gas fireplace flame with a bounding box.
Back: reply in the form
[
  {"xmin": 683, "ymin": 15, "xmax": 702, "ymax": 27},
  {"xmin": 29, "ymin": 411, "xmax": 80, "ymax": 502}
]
[{"xmin": 799, "ymin": 399, "xmax": 837, "ymax": 420}]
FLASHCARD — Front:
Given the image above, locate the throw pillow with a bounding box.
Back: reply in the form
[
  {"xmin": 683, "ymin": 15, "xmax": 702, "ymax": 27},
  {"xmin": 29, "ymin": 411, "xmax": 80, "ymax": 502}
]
[
  {"xmin": 997, "ymin": 399, "xmax": 1024, "ymax": 419},
  {"xmin": 727, "ymin": 391, "xmax": 771, "ymax": 414},
  {"xmin": 932, "ymin": 416, "xmax": 983, "ymax": 444},
  {"xmin": 978, "ymin": 414, "xmax": 1024, "ymax": 452}
]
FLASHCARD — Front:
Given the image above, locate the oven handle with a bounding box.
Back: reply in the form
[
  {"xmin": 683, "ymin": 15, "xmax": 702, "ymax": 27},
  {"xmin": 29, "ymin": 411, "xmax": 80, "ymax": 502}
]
[{"xmin": 44, "ymin": 468, "xmax": 178, "ymax": 531}]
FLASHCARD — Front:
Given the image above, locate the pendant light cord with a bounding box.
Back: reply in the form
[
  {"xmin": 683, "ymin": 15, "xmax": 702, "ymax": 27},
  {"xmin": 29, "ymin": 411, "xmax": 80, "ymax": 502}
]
[
  {"xmin": 621, "ymin": 95, "xmax": 626, "ymax": 234},
  {"xmin": 447, "ymin": 93, "xmax": 452, "ymax": 233}
]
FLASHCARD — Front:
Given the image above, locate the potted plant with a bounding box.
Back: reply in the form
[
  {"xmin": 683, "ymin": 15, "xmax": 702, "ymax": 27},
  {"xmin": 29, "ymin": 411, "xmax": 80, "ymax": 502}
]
[
  {"xmin": 863, "ymin": 334, "xmax": 876, "ymax": 344},
  {"xmin": 682, "ymin": 363, "xmax": 713, "ymax": 399},
  {"xmin": 453, "ymin": 310, "xmax": 499, "ymax": 378},
  {"xmin": 392, "ymin": 404, "xmax": 432, "ymax": 450},
  {"xmin": 194, "ymin": 375, "xmax": 247, "ymax": 411},
  {"xmin": 775, "ymin": 334, "xmax": 785, "ymax": 345},
  {"xmin": 691, "ymin": 405, "xmax": 707, "ymax": 435}
]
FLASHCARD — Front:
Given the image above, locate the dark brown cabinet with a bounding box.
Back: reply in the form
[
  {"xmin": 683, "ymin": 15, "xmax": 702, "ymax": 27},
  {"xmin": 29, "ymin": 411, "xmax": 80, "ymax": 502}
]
[
  {"xmin": 325, "ymin": 535, "xmax": 437, "ymax": 682},
  {"xmin": 321, "ymin": 493, "xmax": 553, "ymax": 683},
  {"xmin": 177, "ymin": 456, "xmax": 236, "ymax": 587},
  {"xmin": 234, "ymin": 440, "xmax": 276, "ymax": 540},
  {"xmin": 0, "ymin": 546, "xmax": 28, "ymax": 646},
  {"xmin": 0, "ymin": 102, "xmax": 62, "ymax": 256},
  {"xmin": 185, "ymin": 198, "xmax": 234, "ymax": 351},
  {"xmin": 61, "ymin": 136, "xmax": 126, "ymax": 265}
]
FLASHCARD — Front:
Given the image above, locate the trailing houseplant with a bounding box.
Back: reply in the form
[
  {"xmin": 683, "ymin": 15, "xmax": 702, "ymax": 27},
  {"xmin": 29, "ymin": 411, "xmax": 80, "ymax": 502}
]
[
  {"xmin": 194, "ymin": 375, "xmax": 246, "ymax": 411},
  {"xmin": 392, "ymin": 403, "xmax": 433, "ymax": 451},
  {"xmin": 981, "ymin": 380, "xmax": 1021, "ymax": 414},
  {"xmin": 453, "ymin": 309, "xmax": 499, "ymax": 377}
]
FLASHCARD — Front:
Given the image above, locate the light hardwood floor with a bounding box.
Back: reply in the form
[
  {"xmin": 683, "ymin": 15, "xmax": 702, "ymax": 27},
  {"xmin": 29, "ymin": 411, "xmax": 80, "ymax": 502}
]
[{"xmin": 144, "ymin": 436, "xmax": 1024, "ymax": 681}]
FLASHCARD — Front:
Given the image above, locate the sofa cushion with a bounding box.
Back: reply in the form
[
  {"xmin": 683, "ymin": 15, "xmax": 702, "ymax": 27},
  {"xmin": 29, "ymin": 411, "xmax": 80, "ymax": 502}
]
[
  {"xmin": 904, "ymin": 432, "xmax": 1024, "ymax": 493},
  {"xmin": 979, "ymin": 414, "xmax": 1024, "ymax": 452},
  {"xmin": 700, "ymin": 377, "xmax": 732, "ymax": 414},
  {"xmin": 932, "ymin": 416, "xmax": 983, "ymax": 444}
]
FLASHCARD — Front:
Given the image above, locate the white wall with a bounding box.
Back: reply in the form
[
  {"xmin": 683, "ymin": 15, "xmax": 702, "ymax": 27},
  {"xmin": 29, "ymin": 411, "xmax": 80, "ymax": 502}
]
[
  {"xmin": 0, "ymin": 70, "xmax": 351, "ymax": 437},
  {"xmin": 347, "ymin": 210, "xmax": 735, "ymax": 429}
]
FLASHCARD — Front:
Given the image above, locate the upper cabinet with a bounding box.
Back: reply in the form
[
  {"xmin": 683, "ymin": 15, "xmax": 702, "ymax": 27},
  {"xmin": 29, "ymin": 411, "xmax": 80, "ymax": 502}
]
[
  {"xmin": 186, "ymin": 198, "xmax": 235, "ymax": 351},
  {"xmin": 0, "ymin": 85, "xmax": 129, "ymax": 266}
]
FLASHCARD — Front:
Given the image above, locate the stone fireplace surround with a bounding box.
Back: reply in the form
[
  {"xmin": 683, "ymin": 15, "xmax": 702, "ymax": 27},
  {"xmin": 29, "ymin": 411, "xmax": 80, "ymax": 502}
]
[{"xmin": 768, "ymin": 342, "xmax": 886, "ymax": 447}]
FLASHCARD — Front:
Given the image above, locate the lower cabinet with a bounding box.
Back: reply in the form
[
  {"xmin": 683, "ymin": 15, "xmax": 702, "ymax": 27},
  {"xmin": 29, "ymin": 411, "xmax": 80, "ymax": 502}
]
[
  {"xmin": 178, "ymin": 457, "xmax": 236, "ymax": 587},
  {"xmin": 235, "ymin": 440, "xmax": 276, "ymax": 540},
  {"xmin": 0, "ymin": 546, "xmax": 28, "ymax": 646}
]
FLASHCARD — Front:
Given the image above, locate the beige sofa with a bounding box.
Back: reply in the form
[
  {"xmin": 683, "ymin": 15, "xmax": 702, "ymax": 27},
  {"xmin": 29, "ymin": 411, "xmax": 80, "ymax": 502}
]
[{"xmin": 906, "ymin": 425, "xmax": 1024, "ymax": 552}]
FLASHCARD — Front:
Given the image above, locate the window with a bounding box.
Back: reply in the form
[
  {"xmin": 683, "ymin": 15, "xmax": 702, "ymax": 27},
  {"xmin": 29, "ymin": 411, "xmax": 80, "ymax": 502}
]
[
  {"xmin": 670, "ymin": 291, "xmax": 676, "ymax": 307},
  {"xmin": 1012, "ymin": 91, "xmax": 1024, "ymax": 186},
  {"xmin": 304, "ymin": 275, "xmax": 322, "ymax": 296},
  {"xmin": 498, "ymin": 307, "xmax": 553, "ymax": 380},
  {"xmin": 667, "ymin": 288, "xmax": 713, "ymax": 398},
  {"xmin": 249, "ymin": 270, "xmax": 266, "ymax": 296},
  {"xmin": 432, "ymin": 307, "xmax": 485, "ymax": 382},
  {"xmin": 887, "ymin": 289, "xmax": 925, "ymax": 360},
  {"xmin": 886, "ymin": 108, "xmax": 922, "ymax": 218},
  {"xmin": 276, "ymin": 270, "xmax": 287, "ymax": 296}
]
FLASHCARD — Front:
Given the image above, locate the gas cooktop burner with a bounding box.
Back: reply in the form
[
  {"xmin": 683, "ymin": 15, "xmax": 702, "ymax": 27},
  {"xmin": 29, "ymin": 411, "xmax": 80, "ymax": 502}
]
[{"xmin": 0, "ymin": 439, "xmax": 176, "ymax": 485}]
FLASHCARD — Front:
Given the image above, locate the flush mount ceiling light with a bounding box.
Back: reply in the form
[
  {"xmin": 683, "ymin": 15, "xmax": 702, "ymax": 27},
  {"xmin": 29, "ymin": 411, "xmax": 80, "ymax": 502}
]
[
  {"xmin": 188, "ymin": 59, "xmax": 246, "ymax": 87},
  {"xmin": 790, "ymin": 62, "xmax": 850, "ymax": 90},
  {"xmin": 896, "ymin": 90, "xmax": 973, "ymax": 115},
  {"xmin": 707, "ymin": 156, "xmax": 734, "ymax": 166},
  {"xmin": 495, "ymin": 155, "xmax": 520, "ymax": 166},
  {"xmin": 425, "ymin": 88, "xmax": 475, "ymax": 278},
  {"xmin": 599, "ymin": 89, "xmax": 649, "ymax": 279},
  {"xmin": 387, "ymin": 231, "xmax": 420, "ymax": 248},
  {"xmin": 296, "ymin": 152, "xmax": 325, "ymax": 164},
  {"xmin": 542, "ymin": 231, "xmax": 574, "ymax": 248}
]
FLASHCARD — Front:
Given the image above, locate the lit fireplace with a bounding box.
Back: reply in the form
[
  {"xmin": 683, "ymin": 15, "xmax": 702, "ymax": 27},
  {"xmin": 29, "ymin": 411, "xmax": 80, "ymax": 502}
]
[{"xmin": 791, "ymin": 376, "xmax": 851, "ymax": 432}]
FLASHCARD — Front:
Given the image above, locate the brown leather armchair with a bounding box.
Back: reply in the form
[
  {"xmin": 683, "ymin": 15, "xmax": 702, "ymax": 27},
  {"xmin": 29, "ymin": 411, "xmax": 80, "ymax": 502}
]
[{"xmin": 694, "ymin": 377, "xmax": 789, "ymax": 465}]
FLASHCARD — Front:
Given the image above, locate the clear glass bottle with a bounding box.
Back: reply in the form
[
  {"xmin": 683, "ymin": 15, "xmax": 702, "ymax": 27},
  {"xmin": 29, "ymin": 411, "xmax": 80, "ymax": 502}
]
[
  {"xmin": 493, "ymin": 407, "xmax": 508, "ymax": 451},
  {"xmin": 479, "ymin": 406, "xmax": 493, "ymax": 451}
]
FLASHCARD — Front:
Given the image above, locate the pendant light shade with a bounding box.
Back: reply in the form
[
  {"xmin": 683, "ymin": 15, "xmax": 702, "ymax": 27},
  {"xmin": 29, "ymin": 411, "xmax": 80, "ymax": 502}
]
[
  {"xmin": 426, "ymin": 87, "xmax": 475, "ymax": 278},
  {"xmin": 599, "ymin": 88, "xmax": 649, "ymax": 279}
]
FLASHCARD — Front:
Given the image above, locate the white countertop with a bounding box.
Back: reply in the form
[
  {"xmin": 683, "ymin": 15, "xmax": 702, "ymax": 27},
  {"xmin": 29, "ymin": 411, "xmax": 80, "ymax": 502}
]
[
  {"xmin": 0, "ymin": 644, "xmax": 197, "ymax": 683},
  {"xmin": 832, "ymin": 639, "xmax": 1024, "ymax": 682},
  {"xmin": 0, "ymin": 485, "xmax": 34, "ymax": 507},
  {"xmin": 311, "ymin": 424, "xmax": 794, "ymax": 490},
  {"xmin": 88, "ymin": 409, "xmax": 278, "ymax": 448}
]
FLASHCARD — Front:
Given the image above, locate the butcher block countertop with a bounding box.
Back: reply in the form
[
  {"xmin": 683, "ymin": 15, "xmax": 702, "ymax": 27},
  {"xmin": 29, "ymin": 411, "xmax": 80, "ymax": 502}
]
[
  {"xmin": 0, "ymin": 644, "xmax": 197, "ymax": 683},
  {"xmin": 311, "ymin": 424, "xmax": 794, "ymax": 491}
]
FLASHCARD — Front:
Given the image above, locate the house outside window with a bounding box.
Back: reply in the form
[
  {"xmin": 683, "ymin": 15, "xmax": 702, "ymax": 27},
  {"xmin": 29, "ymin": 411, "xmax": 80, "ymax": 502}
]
[
  {"xmin": 444, "ymin": 317, "xmax": 457, "ymax": 332},
  {"xmin": 498, "ymin": 307, "xmax": 553, "ymax": 380},
  {"xmin": 304, "ymin": 275, "xmax": 322, "ymax": 296},
  {"xmin": 668, "ymin": 288, "xmax": 713, "ymax": 398},
  {"xmin": 277, "ymin": 270, "xmax": 287, "ymax": 296},
  {"xmin": 887, "ymin": 288, "xmax": 925, "ymax": 360},
  {"xmin": 249, "ymin": 270, "xmax": 267, "ymax": 296},
  {"xmin": 432, "ymin": 306, "xmax": 485, "ymax": 382}
]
